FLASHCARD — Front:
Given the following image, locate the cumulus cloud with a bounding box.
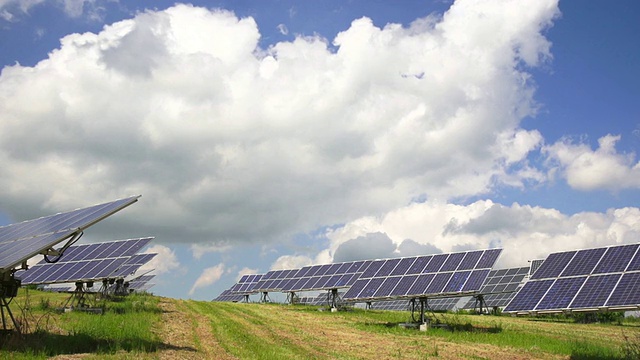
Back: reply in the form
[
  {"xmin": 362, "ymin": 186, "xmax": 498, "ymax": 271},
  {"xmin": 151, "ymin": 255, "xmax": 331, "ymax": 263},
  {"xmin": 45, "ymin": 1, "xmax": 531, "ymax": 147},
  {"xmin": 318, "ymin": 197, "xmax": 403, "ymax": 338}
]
[
  {"xmin": 315, "ymin": 200, "xmax": 640, "ymax": 269},
  {"xmin": 0, "ymin": 1, "xmax": 560, "ymax": 249},
  {"xmin": 189, "ymin": 263, "xmax": 225, "ymax": 295},
  {"xmin": 236, "ymin": 267, "xmax": 258, "ymax": 281},
  {"xmin": 270, "ymin": 254, "xmax": 313, "ymax": 270},
  {"xmin": 333, "ymin": 232, "xmax": 397, "ymax": 262},
  {"xmin": 140, "ymin": 244, "xmax": 181, "ymax": 274},
  {"xmin": 544, "ymin": 134, "xmax": 640, "ymax": 191}
]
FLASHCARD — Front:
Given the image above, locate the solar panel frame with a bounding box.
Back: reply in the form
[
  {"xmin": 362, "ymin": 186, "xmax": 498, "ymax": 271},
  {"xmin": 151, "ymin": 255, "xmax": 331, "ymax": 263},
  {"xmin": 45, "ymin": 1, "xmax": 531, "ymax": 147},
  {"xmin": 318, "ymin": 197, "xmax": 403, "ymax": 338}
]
[{"xmin": 0, "ymin": 196, "xmax": 140, "ymax": 272}]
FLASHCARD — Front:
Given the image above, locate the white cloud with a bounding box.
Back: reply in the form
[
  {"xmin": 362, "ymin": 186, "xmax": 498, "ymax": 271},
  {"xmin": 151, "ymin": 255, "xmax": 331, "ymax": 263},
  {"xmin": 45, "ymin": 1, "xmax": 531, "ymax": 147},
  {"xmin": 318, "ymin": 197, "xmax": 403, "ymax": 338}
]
[
  {"xmin": 317, "ymin": 200, "xmax": 640, "ymax": 269},
  {"xmin": 190, "ymin": 242, "xmax": 232, "ymax": 259},
  {"xmin": 189, "ymin": 263, "xmax": 225, "ymax": 295},
  {"xmin": 0, "ymin": 1, "xmax": 560, "ymax": 248},
  {"xmin": 270, "ymin": 255, "xmax": 313, "ymax": 270},
  {"xmin": 140, "ymin": 244, "xmax": 181, "ymax": 275},
  {"xmin": 544, "ymin": 134, "xmax": 640, "ymax": 191},
  {"xmin": 236, "ymin": 267, "xmax": 258, "ymax": 281}
]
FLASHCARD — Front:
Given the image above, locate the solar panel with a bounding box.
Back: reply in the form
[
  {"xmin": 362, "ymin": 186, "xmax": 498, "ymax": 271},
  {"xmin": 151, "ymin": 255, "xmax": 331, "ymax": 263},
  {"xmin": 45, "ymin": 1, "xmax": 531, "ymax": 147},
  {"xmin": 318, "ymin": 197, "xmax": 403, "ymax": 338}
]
[
  {"xmin": 343, "ymin": 249, "xmax": 502, "ymax": 302},
  {"xmin": 278, "ymin": 260, "xmax": 372, "ymax": 293},
  {"xmin": 18, "ymin": 237, "xmax": 153, "ymax": 285},
  {"xmin": 213, "ymin": 289, "xmax": 245, "ymax": 302},
  {"xmin": 504, "ymin": 243, "xmax": 640, "ymax": 314},
  {"xmin": 464, "ymin": 267, "xmax": 529, "ymax": 309},
  {"xmin": 0, "ymin": 195, "xmax": 140, "ymax": 273},
  {"xmin": 128, "ymin": 275, "xmax": 155, "ymax": 290}
]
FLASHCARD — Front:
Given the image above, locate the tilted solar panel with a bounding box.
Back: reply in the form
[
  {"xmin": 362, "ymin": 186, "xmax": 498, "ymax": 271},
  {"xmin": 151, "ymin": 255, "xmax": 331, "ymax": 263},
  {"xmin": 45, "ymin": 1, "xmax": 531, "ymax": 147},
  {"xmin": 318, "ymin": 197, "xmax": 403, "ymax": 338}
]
[
  {"xmin": 342, "ymin": 248, "xmax": 502, "ymax": 302},
  {"xmin": 18, "ymin": 237, "xmax": 153, "ymax": 285},
  {"xmin": 0, "ymin": 195, "xmax": 140, "ymax": 272},
  {"xmin": 279, "ymin": 260, "xmax": 371, "ymax": 293},
  {"xmin": 504, "ymin": 243, "xmax": 640, "ymax": 314}
]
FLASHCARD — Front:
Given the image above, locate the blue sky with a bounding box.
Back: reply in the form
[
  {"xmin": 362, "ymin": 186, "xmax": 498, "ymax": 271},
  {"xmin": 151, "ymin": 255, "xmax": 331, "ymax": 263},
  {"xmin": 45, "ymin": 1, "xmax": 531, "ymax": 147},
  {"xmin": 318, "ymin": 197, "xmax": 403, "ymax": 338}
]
[{"xmin": 1, "ymin": 0, "xmax": 639, "ymax": 301}]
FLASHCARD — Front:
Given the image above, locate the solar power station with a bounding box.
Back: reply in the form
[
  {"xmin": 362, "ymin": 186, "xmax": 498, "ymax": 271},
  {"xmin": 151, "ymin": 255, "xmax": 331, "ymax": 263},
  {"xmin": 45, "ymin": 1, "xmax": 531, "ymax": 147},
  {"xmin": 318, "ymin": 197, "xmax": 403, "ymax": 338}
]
[
  {"xmin": 0, "ymin": 196, "xmax": 140, "ymax": 333},
  {"xmin": 18, "ymin": 237, "xmax": 155, "ymax": 308},
  {"xmin": 504, "ymin": 243, "xmax": 640, "ymax": 315}
]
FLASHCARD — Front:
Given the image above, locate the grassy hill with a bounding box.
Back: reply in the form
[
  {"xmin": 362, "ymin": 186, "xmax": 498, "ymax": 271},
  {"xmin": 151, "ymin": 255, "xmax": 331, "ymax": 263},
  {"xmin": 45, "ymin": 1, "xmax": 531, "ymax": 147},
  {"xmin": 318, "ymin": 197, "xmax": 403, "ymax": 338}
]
[{"xmin": 1, "ymin": 289, "xmax": 639, "ymax": 359}]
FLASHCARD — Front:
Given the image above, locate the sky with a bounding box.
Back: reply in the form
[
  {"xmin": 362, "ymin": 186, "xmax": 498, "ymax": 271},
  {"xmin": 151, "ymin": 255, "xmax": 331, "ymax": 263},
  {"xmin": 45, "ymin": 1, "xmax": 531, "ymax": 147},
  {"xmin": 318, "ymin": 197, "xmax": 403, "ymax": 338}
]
[{"xmin": 0, "ymin": 0, "xmax": 639, "ymax": 301}]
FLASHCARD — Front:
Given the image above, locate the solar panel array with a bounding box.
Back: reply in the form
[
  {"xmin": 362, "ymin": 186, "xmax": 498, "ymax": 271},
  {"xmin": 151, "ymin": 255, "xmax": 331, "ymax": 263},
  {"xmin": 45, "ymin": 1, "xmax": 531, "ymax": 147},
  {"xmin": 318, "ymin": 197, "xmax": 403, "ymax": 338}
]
[
  {"xmin": 465, "ymin": 267, "xmax": 529, "ymax": 308},
  {"xmin": 213, "ymin": 289, "xmax": 245, "ymax": 302},
  {"xmin": 342, "ymin": 249, "xmax": 502, "ymax": 301},
  {"xmin": 280, "ymin": 261, "xmax": 371, "ymax": 292},
  {"xmin": 252, "ymin": 269, "xmax": 301, "ymax": 292},
  {"xmin": 505, "ymin": 243, "xmax": 640, "ymax": 314},
  {"xmin": 0, "ymin": 196, "xmax": 140, "ymax": 272},
  {"xmin": 298, "ymin": 292, "xmax": 346, "ymax": 306},
  {"xmin": 229, "ymin": 274, "xmax": 264, "ymax": 295},
  {"xmin": 128, "ymin": 275, "xmax": 155, "ymax": 292},
  {"xmin": 19, "ymin": 237, "xmax": 153, "ymax": 285}
]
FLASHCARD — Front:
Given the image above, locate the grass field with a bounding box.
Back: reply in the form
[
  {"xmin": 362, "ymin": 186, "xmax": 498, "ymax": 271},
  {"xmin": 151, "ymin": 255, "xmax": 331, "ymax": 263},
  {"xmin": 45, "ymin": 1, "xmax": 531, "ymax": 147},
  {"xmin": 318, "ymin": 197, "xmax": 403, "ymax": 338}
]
[{"xmin": 1, "ymin": 289, "xmax": 640, "ymax": 359}]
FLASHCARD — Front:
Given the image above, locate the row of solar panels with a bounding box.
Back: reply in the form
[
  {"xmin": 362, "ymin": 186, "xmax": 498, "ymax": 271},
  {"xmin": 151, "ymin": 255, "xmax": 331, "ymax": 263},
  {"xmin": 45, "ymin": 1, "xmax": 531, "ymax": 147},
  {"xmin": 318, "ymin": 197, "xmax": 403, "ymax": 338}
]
[
  {"xmin": 217, "ymin": 241, "xmax": 640, "ymax": 315},
  {"xmin": 16, "ymin": 237, "xmax": 157, "ymax": 286},
  {"xmin": 0, "ymin": 196, "xmax": 156, "ymax": 293}
]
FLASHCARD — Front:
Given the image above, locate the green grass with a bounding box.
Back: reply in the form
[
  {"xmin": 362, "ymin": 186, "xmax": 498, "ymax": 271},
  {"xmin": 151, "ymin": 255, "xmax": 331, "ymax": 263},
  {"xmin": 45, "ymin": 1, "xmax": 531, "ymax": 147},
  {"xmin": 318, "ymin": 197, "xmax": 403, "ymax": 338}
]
[
  {"xmin": 1, "ymin": 290, "xmax": 161, "ymax": 359},
  {"xmin": 3, "ymin": 291, "xmax": 640, "ymax": 359}
]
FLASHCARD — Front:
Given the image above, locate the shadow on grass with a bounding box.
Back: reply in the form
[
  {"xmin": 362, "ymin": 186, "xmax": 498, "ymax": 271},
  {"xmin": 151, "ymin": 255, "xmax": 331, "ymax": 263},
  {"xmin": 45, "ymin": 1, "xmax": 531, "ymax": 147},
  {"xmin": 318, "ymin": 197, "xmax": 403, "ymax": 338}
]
[
  {"xmin": 0, "ymin": 330, "xmax": 197, "ymax": 357},
  {"xmin": 371, "ymin": 320, "xmax": 503, "ymax": 334}
]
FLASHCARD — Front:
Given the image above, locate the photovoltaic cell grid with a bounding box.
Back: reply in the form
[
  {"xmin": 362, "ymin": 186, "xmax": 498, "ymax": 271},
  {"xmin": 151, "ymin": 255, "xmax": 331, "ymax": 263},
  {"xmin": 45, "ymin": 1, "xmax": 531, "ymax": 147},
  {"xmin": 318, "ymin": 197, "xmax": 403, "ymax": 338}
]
[
  {"xmin": 504, "ymin": 243, "xmax": 640, "ymax": 314},
  {"xmin": 342, "ymin": 249, "xmax": 502, "ymax": 301},
  {"xmin": 280, "ymin": 260, "xmax": 373, "ymax": 292},
  {"xmin": 19, "ymin": 237, "xmax": 153, "ymax": 285},
  {"xmin": 298, "ymin": 292, "xmax": 346, "ymax": 306},
  {"xmin": 0, "ymin": 195, "xmax": 140, "ymax": 272},
  {"xmin": 128, "ymin": 275, "xmax": 155, "ymax": 291},
  {"xmin": 229, "ymin": 274, "xmax": 264, "ymax": 295},
  {"xmin": 252, "ymin": 268, "xmax": 301, "ymax": 292},
  {"xmin": 529, "ymin": 259, "xmax": 544, "ymax": 277},
  {"xmin": 213, "ymin": 289, "xmax": 245, "ymax": 302},
  {"xmin": 462, "ymin": 267, "xmax": 528, "ymax": 309}
]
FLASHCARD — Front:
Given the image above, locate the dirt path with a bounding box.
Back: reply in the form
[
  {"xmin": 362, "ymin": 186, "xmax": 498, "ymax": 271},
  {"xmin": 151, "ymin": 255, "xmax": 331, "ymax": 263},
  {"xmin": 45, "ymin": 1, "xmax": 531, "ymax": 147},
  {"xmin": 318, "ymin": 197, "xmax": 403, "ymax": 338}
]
[{"xmin": 157, "ymin": 297, "xmax": 237, "ymax": 360}]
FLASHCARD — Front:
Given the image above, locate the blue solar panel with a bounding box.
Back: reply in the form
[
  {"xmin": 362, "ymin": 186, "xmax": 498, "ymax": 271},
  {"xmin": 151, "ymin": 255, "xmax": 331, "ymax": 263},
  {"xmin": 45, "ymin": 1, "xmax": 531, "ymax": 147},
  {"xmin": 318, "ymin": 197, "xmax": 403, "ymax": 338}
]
[
  {"xmin": 458, "ymin": 251, "xmax": 483, "ymax": 270},
  {"xmin": 504, "ymin": 279, "xmax": 554, "ymax": 312},
  {"xmin": 593, "ymin": 244, "xmax": 638, "ymax": 274},
  {"xmin": 389, "ymin": 275, "xmax": 418, "ymax": 296},
  {"xmin": 389, "ymin": 257, "xmax": 416, "ymax": 276},
  {"xmin": 373, "ymin": 277, "xmax": 400, "ymax": 298},
  {"xmin": 374, "ymin": 258, "xmax": 401, "ymax": 277},
  {"xmin": 19, "ymin": 237, "xmax": 153, "ymax": 284},
  {"xmin": 462, "ymin": 269, "xmax": 492, "ymax": 292},
  {"xmin": 506, "ymin": 243, "xmax": 640, "ymax": 314},
  {"xmin": 570, "ymin": 274, "xmax": 620, "ymax": 309},
  {"xmin": 560, "ymin": 248, "xmax": 606, "ymax": 277},
  {"xmin": 440, "ymin": 253, "xmax": 465, "ymax": 272},
  {"xmin": 405, "ymin": 274, "xmax": 435, "ymax": 297},
  {"xmin": 423, "ymin": 254, "xmax": 448, "ymax": 273},
  {"xmin": 342, "ymin": 249, "xmax": 501, "ymax": 302},
  {"xmin": 443, "ymin": 271, "xmax": 471, "ymax": 293},
  {"xmin": 530, "ymin": 251, "xmax": 576, "ymax": 279},
  {"xmin": 535, "ymin": 277, "xmax": 586, "ymax": 311},
  {"xmin": 475, "ymin": 249, "xmax": 502, "ymax": 269},
  {"xmin": 424, "ymin": 272, "xmax": 452, "ymax": 294},
  {"xmin": 405, "ymin": 256, "xmax": 431, "ymax": 274},
  {"xmin": 0, "ymin": 196, "xmax": 140, "ymax": 272},
  {"xmin": 606, "ymin": 272, "xmax": 640, "ymax": 307}
]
